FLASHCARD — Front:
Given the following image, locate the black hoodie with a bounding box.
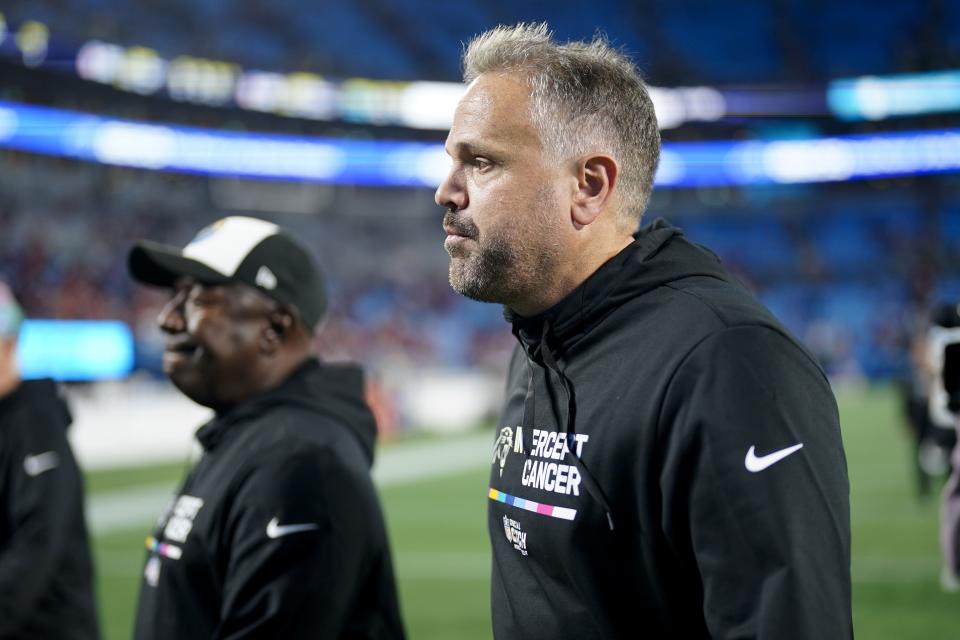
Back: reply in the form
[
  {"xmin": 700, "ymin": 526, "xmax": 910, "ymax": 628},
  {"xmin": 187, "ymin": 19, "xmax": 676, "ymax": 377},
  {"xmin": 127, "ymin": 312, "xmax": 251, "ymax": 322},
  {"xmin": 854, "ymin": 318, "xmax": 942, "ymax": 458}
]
[
  {"xmin": 0, "ymin": 379, "xmax": 99, "ymax": 640},
  {"xmin": 488, "ymin": 221, "xmax": 851, "ymax": 639},
  {"xmin": 134, "ymin": 358, "xmax": 405, "ymax": 640}
]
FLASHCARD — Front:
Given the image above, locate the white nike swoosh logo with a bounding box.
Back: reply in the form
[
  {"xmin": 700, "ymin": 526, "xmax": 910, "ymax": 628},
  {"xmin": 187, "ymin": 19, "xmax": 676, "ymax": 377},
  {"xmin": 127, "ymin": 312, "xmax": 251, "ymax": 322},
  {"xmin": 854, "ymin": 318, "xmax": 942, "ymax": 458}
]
[
  {"xmin": 23, "ymin": 451, "xmax": 60, "ymax": 477},
  {"xmin": 266, "ymin": 517, "xmax": 318, "ymax": 539},
  {"xmin": 745, "ymin": 443, "xmax": 804, "ymax": 472}
]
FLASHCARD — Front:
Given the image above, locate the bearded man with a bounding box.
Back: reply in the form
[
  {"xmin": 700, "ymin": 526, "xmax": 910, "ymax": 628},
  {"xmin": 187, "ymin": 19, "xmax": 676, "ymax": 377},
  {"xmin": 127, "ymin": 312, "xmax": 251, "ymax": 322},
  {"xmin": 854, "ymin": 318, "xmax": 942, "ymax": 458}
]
[{"xmin": 436, "ymin": 23, "xmax": 852, "ymax": 639}]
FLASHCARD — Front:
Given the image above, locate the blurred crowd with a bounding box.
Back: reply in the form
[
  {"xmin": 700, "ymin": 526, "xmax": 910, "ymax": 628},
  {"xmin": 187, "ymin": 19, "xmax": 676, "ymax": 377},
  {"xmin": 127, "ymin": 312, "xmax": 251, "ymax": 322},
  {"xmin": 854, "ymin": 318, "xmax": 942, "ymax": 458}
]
[
  {"xmin": 0, "ymin": 0, "xmax": 958, "ymax": 422},
  {"xmin": 2, "ymin": 148, "xmax": 958, "ymax": 387},
  {"xmin": 0, "ymin": 150, "xmax": 515, "ymax": 381}
]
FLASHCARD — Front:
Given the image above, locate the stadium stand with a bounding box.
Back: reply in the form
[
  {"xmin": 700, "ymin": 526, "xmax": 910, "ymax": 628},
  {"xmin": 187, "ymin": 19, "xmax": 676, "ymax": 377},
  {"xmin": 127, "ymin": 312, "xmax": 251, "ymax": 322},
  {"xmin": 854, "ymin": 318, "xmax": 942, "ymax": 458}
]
[
  {"xmin": 2, "ymin": 0, "xmax": 956, "ymax": 82},
  {"xmin": 0, "ymin": 0, "xmax": 958, "ymax": 421},
  {"xmin": 2, "ymin": 141, "xmax": 956, "ymax": 386}
]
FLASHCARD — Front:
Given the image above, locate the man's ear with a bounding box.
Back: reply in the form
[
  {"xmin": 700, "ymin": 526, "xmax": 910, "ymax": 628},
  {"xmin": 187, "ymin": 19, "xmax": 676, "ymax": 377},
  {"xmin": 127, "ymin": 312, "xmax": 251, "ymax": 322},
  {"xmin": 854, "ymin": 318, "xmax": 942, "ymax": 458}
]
[
  {"xmin": 261, "ymin": 310, "xmax": 294, "ymax": 353},
  {"xmin": 571, "ymin": 154, "xmax": 618, "ymax": 227}
]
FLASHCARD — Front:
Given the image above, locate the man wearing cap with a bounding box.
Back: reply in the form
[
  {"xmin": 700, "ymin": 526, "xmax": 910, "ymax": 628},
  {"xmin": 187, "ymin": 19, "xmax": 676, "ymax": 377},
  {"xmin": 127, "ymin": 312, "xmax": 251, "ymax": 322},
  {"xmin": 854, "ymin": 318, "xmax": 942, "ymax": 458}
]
[
  {"xmin": 128, "ymin": 216, "xmax": 405, "ymax": 639},
  {"xmin": 0, "ymin": 282, "xmax": 100, "ymax": 639}
]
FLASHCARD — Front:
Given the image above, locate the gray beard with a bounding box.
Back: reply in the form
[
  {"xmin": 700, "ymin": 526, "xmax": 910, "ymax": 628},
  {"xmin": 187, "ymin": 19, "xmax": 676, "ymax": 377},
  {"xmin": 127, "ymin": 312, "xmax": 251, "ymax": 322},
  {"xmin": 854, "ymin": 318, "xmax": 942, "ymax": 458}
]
[
  {"xmin": 446, "ymin": 185, "xmax": 564, "ymax": 309},
  {"xmin": 448, "ymin": 224, "xmax": 562, "ymax": 309},
  {"xmin": 448, "ymin": 233, "xmax": 520, "ymax": 304}
]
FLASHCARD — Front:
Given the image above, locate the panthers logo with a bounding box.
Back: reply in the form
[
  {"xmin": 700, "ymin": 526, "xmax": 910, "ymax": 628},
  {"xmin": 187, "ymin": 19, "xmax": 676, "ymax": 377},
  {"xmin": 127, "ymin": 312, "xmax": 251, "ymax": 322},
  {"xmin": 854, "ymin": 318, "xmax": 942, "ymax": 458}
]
[{"xmin": 492, "ymin": 426, "xmax": 515, "ymax": 478}]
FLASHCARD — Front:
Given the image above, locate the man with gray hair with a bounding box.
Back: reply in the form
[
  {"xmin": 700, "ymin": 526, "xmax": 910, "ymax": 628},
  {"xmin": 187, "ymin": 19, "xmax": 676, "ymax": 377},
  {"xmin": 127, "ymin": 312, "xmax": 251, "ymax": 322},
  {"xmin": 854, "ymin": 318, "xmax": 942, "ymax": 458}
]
[
  {"xmin": 0, "ymin": 282, "xmax": 99, "ymax": 639},
  {"xmin": 436, "ymin": 23, "xmax": 851, "ymax": 638}
]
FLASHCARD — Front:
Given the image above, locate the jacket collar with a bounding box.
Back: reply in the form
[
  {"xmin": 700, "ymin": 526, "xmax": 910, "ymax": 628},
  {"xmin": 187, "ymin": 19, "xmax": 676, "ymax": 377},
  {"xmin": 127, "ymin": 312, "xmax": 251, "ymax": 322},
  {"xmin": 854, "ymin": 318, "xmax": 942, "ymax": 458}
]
[
  {"xmin": 506, "ymin": 218, "xmax": 684, "ymax": 358},
  {"xmin": 194, "ymin": 359, "xmax": 317, "ymax": 451},
  {"xmin": 194, "ymin": 357, "xmax": 379, "ymax": 466}
]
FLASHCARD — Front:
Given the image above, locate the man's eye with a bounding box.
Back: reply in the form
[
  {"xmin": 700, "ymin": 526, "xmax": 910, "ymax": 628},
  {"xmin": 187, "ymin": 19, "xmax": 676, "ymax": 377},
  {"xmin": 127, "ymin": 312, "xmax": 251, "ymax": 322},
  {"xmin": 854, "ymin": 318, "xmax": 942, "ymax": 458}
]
[{"xmin": 474, "ymin": 157, "xmax": 493, "ymax": 172}]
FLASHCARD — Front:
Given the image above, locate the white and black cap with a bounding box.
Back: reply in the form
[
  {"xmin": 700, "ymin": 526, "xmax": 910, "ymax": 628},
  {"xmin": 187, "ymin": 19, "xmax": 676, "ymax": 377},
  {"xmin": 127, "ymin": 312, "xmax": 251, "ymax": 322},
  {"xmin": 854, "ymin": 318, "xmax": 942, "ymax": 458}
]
[{"xmin": 128, "ymin": 216, "xmax": 326, "ymax": 328}]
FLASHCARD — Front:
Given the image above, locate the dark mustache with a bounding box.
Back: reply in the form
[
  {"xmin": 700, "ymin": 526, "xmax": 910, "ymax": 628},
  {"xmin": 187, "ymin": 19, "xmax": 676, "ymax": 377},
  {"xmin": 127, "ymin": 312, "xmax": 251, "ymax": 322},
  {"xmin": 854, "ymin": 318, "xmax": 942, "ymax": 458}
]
[{"xmin": 442, "ymin": 211, "xmax": 479, "ymax": 239}]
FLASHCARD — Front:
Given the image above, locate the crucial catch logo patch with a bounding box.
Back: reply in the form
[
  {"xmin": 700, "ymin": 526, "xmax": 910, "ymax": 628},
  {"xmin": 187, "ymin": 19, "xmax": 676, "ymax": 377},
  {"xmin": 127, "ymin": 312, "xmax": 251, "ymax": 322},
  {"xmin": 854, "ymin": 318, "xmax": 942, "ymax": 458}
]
[{"xmin": 503, "ymin": 515, "xmax": 528, "ymax": 556}]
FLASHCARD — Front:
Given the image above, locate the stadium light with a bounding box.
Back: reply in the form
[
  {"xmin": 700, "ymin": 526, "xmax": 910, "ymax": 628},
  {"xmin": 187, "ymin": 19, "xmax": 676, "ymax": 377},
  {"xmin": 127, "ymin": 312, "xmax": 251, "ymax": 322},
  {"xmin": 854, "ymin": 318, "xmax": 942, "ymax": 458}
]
[
  {"xmin": 76, "ymin": 40, "xmax": 126, "ymax": 85},
  {"xmin": 829, "ymin": 71, "xmax": 960, "ymax": 120},
  {"xmin": 167, "ymin": 56, "xmax": 239, "ymax": 106},
  {"xmin": 1, "ymin": 99, "xmax": 959, "ymax": 188},
  {"xmin": 11, "ymin": 16, "xmax": 960, "ymax": 128},
  {"xmin": 14, "ymin": 20, "xmax": 48, "ymax": 68}
]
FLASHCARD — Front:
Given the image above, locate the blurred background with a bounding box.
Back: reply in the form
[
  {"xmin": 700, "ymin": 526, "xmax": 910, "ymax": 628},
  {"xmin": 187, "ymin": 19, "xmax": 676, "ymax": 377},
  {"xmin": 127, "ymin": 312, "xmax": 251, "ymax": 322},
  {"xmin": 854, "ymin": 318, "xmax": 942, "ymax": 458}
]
[{"xmin": 1, "ymin": 0, "xmax": 959, "ymax": 637}]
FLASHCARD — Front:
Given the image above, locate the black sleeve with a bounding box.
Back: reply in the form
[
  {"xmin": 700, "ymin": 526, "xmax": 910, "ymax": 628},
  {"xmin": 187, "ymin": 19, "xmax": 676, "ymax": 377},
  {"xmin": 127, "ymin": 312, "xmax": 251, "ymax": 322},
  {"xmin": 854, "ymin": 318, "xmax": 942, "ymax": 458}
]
[
  {"xmin": 213, "ymin": 447, "xmax": 376, "ymax": 639},
  {"xmin": 0, "ymin": 400, "xmax": 83, "ymax": 635},
  {"xmin": 659, "ymin": 325, "xmax": 852, "ymax": 638}
]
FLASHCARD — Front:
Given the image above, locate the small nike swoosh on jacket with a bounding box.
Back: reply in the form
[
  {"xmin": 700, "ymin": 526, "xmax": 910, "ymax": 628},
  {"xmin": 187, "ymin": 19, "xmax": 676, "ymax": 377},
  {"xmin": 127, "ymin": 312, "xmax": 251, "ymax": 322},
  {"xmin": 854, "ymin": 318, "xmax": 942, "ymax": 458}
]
[
  {"xmin": 23, "ymin": 451, "xmax": 60, "ymax": 477},
  {"xmin": 744, "ymin": 443, "xmax": 803, "ymax": 472},
  {"xmin": 266, "ymin": 517, "xmax": 318, "ymax": 539}
]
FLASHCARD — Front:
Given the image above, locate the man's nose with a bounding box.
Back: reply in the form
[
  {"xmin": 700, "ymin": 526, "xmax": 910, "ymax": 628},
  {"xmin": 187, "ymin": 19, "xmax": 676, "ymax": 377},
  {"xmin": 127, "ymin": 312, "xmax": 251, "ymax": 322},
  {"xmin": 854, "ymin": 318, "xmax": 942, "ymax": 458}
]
[
  {"xmin": 435, "ymin": 168, "xmax": 467, "ymax": 212},
  {"xmin": 157, "ymin": 292, "xmax": 186, "ymax": 334}
]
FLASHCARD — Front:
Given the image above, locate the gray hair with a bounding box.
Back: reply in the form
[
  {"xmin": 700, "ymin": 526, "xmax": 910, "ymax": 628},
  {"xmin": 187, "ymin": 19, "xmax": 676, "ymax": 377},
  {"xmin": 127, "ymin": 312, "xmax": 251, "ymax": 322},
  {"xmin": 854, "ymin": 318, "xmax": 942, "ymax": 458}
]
[{"xmin": 463, "ymin": 23, "xmax": 661, "ymax": 228}]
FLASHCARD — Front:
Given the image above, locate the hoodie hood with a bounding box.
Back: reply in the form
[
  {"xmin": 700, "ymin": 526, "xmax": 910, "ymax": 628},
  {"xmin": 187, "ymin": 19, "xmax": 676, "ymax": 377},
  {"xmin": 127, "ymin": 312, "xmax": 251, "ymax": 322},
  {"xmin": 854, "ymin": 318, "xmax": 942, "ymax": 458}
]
[
  {"xmin": 196, "ymin": 358, "xmax": 377, "ymax": 466},
  {"xmin": 508, "ymin": 219, "xmax": 732, "ymax": 357},
  {"xmin": 0, "ymin": 378, "xmax": 72, "ymax": 431},
  {"xmin": 503, "ymin": 219, "xmax": 736, "ymax": 531}
]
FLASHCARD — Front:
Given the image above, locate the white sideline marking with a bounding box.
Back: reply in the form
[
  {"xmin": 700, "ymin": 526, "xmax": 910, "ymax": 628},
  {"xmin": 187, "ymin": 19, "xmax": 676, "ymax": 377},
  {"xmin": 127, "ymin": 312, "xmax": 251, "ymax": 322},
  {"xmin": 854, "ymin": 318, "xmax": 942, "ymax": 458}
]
[
  {"xmin": 372, "ymin": 431, "xmax": 492, "ymax": 485},
  {"xmin": 89, "ymin": 486, "xmax": 175, "ymax": 535},
  {"xmin": 88, "ymin": 430, "xmax": 493, "ymax": 535}
]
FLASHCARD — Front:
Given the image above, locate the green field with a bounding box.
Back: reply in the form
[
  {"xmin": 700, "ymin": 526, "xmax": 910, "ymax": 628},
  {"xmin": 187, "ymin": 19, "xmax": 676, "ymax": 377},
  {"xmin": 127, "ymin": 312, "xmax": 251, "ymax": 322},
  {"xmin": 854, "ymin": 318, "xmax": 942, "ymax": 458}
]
[{"xmin": 88, "ymin": 385, "xmax": 957, "ymax": 639}]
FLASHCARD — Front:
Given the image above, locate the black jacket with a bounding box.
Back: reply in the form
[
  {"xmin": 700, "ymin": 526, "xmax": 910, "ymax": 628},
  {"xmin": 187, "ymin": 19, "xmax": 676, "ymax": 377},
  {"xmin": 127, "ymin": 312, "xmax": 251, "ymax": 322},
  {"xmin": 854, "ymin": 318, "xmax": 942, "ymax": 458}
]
[
  {"xmin": 488, "ymin": 221, "xmax": 852, "ymax": 639},
  {"xmin": 0, "ymin": 379, "xmax": 99, "ymax": 640},
  {"xmin": 134, "ymin": 359, "xmax": 405, "ymax": 640}
]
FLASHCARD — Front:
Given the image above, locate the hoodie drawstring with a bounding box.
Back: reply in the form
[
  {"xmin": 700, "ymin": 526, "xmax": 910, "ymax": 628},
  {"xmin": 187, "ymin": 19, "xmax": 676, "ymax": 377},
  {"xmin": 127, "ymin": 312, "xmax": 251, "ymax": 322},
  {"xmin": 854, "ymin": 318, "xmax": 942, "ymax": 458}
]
[{"xmin": 537, "ymin": 320, "xmax": 616, "ymax": 532}]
